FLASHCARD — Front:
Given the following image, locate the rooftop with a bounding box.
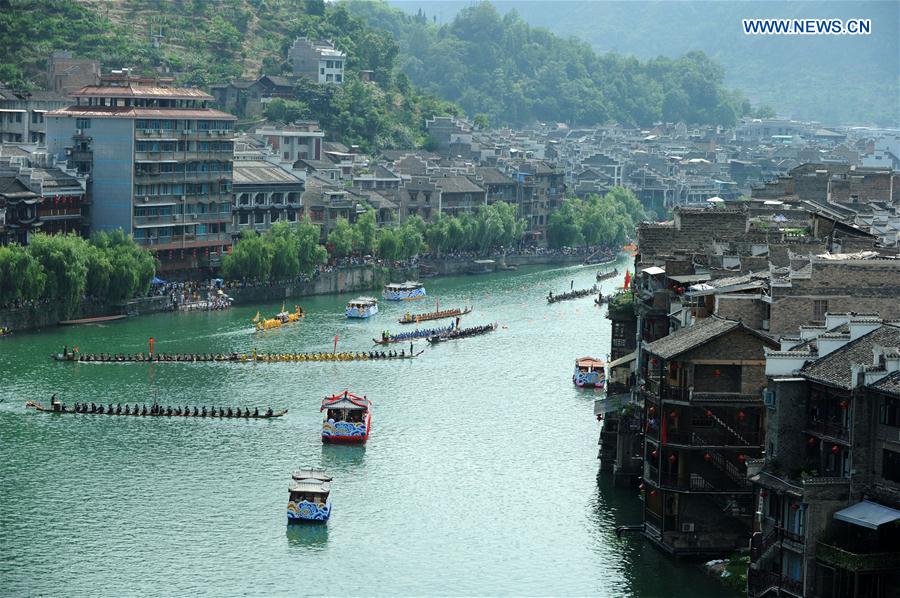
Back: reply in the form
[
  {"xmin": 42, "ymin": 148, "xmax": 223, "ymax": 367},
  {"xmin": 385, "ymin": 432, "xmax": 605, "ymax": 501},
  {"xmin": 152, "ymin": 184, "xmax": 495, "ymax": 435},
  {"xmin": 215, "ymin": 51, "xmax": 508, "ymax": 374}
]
[
  {"xmin": 47, "ymin": 106, "xmax": 236, "ymax": 120},
  {"xmin": 644, "ymin": 316, "xmax": 744, "ymax": 360},
  {"xmin": 232, "ymin": 161, "xmax": 302, "ymax": 186},
  {"xmin": 73, "ymin": 85, "xmax": 213, "ymax": 101},
  {"xmin": 870, "ymin": 371, "xmax": 900, "ymax": 398},
  {"xmin": 800, "ymin": 325, "xmax": 900, "ymax": 390}
]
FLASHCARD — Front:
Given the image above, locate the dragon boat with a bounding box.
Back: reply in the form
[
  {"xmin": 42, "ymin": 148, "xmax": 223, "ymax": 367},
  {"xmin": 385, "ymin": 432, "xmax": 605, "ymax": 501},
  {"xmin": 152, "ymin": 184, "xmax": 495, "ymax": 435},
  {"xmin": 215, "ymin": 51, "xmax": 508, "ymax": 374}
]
[
  {"xmin": 373, "ymin": 322, "xmax": 454, "ymax": 345},
  {"xmin": 321, "ymin": 391, "xmax": 371, "ymax": 444},
  {"xmin": 26, "ymin": 399, "xmax": 287, "ymax": 418},
  {"xmin": 287, "ymin": 469, "xmax": 332, "ymax": 523},
  {"xmin": 253, "ymin": 305, "xmax": 304, "ymax": 331},
  {"xmin": 51, "ymin": 348, "xmax": 424, "ymax": 363},
  {"xmin": 427, "ymin": 323, "xmax": 496, "ymax": 344},
  {"xmin": 399, "ymin": 305, "xmax": 472, "ymax": 324},
  {"xmin": 596, "ymin": 268, "xmax": 619, "ymax": 282},
  {"xmin": 547, "ymin": 285, "xmax": 598, "ymax": 304}
]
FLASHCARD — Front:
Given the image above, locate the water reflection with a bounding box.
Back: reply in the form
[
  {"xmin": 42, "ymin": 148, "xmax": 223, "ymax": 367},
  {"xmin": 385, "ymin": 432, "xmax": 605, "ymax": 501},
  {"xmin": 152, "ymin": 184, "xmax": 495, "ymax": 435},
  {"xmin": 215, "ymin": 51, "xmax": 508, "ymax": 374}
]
[
  {"xmin": 286, "ymin": 523, "xmax": 329, "ymax": 551},
  {"xmin": 321, "ymin": 443, "xmax": 366, "ymax": 469}
]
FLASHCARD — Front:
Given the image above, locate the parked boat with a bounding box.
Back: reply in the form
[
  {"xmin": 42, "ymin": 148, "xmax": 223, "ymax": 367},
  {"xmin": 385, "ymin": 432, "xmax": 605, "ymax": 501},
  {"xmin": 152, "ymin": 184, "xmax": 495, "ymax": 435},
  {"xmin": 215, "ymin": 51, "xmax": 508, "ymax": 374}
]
[
  {"xmin": 399, "ymin": 306, "xmax": 472, "ymax": 324},
  {"xmin": 287, "ymin": 469, "xmax": 332, "ymax": 523},
  {"xmin": 25, "ymin": 399, "xmax": 287, "ymax": 418},
  {"xmin": 383, "ymin": 281, "xmax": 426, "ymax": 301},
  {"xmin": 373, "ymin": 322, "xmax": 454, "ymax": 345},
  {"xmin": 345, "ymin": 297, "xmax": 379, "ymax": 319},
  {"xmin": 596, "ymin": 268, "xmax": 619, "ymax": 282},
  {"xmin": 254, "ymin": 305, "xmax": 304, "ymax": 331},
  {"xmin": 573, "ymin": 357, "xmax": 606, "ymax": 388},
  {"xmin": 321, "ymin": 391, "xmax": 371, "ymax": 443},
  {"xmin": 427, "ymin": 323, "xmax": 496, "ymax": 344},
  {"xmin": 547, "ymin": 285, "xmax": 598, "ymax": 304}
]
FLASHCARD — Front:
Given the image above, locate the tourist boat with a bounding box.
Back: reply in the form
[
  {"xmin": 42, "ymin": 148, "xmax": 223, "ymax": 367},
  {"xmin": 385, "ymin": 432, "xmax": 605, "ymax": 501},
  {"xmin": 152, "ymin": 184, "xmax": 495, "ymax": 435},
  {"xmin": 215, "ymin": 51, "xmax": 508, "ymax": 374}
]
[
  {"xmin": 345, "ymin": 297, "xmax": 379, "ymax": 319},
  {"xmin": 383, "ymin": 281, "xmax": 426, "ymax": 301},
  {"xmin": 254, "ymin": 304, "xmax": 304, "ymax": 331},
  {"xmin": 427, "ymin": 323, "xmax": 496, "ymax": 344},
  {"xmin": 399, "ymin": 305, "xmax": 472, "ymax": 324},
  {"xmin": 321, "ymin": 391, "xmax": 371, "ymax": 443},
  {"xmin": 373, "ymin": 323, "xmax": 454, "ymax": 345},
  {"xmin": 596, "ymin": 268, "xmax": 619, "ymax": 282},
  {"xmin": 287, "ymin": 468, "xmax": 332, "ymax": 523},
  {"xmin": 25, "ymin": 399, "xmax": 288, "ymax": 418},
  {"xmin": 573, "ymin": 357, "xmax": 606, "ymax": 388}
]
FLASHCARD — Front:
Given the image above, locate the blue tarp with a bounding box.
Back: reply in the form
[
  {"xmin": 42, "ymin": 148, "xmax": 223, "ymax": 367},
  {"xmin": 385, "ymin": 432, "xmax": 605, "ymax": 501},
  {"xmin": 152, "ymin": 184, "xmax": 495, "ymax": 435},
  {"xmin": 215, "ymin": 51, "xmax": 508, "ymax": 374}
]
[{"xmin": 151, "ymin": 276, "xmax": 167, "ymax": 285}]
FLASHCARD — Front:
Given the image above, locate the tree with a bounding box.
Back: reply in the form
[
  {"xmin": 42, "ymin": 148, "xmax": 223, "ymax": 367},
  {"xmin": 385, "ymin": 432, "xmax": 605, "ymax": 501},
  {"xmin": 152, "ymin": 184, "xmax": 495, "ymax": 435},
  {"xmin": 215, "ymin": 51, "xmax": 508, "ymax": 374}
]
[
  {"xmin": 264, "ymin": 98, "xmax": 310, "ymax": 123},
  {"xmin": 327, "ymin": 217, "xmax": 357, "ymax": 257},
  {"xmin": 375, "ymin": 227, "xmax": 401, "ymax": 261},
  {"xmin": 296, "ymin": 216, "xmax": 328, "ymax": 274},
  {"xmin": 354, "ymin": 208, "xmax": 377, "ymax": 254},
  {"xmin": 0, "ymin": 244, "xmax": 45, "ymax": 306},
  {"xmin": 267, "ymin": 221, "xmax": 301, "ymax": 280},
  {"xmin": 221, "ymin": 230, "xmax": 272, "ymax": 282},
  {"xmin": 26, "ymin": 233, "xmax": 88, "ymax": 316}
]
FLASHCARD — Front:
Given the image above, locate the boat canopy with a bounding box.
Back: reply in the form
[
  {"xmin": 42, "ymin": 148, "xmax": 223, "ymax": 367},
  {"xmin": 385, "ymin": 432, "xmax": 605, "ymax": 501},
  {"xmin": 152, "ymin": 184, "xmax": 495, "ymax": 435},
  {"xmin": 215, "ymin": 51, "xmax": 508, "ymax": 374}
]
[
  {"xmin": 385, "ymin": 281, "xmax": 422, "ymax": 290},
  {"xmin": 576, "ymin": 357, "xmax": 605, "ymax": 368},
  {"xmin": 321, "ymin": 391, "xmax": 371, "ymax": 412},
  {"xmin": 289, "ymin": 478, "xmax": 331, "ymax": 495},
  {"xmin": 348, "ymin": 296, "xmax": 377, "ymax": 306}
]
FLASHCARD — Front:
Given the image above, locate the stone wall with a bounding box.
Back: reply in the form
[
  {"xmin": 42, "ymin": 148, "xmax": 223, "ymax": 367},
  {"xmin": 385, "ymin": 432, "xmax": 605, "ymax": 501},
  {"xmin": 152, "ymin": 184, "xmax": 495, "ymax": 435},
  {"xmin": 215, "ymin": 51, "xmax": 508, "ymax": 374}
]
[{"xmin": 715, "ymin": 295, "xmax": 768, "ymax": 330}]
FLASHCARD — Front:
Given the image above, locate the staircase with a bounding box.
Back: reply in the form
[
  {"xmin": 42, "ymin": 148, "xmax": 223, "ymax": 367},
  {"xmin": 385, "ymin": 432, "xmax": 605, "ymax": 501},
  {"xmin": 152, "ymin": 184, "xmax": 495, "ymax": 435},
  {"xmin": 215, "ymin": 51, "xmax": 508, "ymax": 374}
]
[
  {"xmin": 693, "ymin": 432, "xmax": 750, "ymax": 489},
  {"xmin": 707, "ymin": 409, "xmax": 751, "ymax": 446}
]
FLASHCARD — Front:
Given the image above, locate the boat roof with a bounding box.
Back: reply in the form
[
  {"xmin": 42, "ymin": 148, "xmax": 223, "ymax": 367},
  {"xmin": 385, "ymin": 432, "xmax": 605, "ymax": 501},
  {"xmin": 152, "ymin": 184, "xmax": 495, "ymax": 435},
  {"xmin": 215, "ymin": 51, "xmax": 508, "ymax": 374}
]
[
  {"xmin": 289, "ymin": 479, "xmax": 331, "ymax": 494},
  {"xmin": 349, "ymin": 296, "xmax": 377, "ymax": 305},
  {"xmin": 321, "ymin": 391, "xmax": 371, "ymax": 411},
  {"xmin": 385, "ymin": 281, "xmax": 422, "ymax": 289},
  {"xmin": 292, "ymin": 468, "xmax": 332, "ymax": 482},
  {"xmin": 576, "ymin": 357, "xmax": 605, "ymax": 367}
]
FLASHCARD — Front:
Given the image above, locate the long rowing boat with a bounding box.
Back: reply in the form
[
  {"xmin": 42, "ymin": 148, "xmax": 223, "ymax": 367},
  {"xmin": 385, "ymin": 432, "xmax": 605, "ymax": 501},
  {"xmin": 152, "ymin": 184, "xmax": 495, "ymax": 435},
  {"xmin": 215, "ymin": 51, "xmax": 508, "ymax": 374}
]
[
  {"xmin": 373, "ymin": 323, "xmax": 453, "ymax": 345},
  {"xmin": 58, "ymin": 314, "xmax": 128, "ymax": 325},
  {"xmin": 547, "ymin": 285, "xmax": 598, "ymax": 304},
  {"xmin": 427, "ymin": 323, "xmax": 496, "ymax": 344},
  {"xmin": 26, "ymin": 400, "xmax": 287, "ymax": 418},
  {"xmin": 399, "ymin": 306, "xmax": 472, "ymax": 324},
  {"xmin": 51, "ymin": 349, "xmax": 424, "ymax": 363},
  {"xmin": 596, "ymin": 268, "xmax": 619, "ymax": 282}
]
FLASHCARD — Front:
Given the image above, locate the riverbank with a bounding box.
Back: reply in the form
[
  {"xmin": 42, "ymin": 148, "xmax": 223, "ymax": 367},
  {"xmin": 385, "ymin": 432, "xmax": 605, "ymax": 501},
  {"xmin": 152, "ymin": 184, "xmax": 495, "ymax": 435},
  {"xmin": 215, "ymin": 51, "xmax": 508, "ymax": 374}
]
[{"xmin": 0, "ymin": 253, "xmax": 611, "ymax": 332}]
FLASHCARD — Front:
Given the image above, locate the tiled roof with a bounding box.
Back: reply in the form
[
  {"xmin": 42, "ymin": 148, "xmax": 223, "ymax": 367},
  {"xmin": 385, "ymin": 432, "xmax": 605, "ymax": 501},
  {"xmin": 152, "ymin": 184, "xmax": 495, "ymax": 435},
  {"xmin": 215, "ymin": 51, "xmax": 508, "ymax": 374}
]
[
  {"xmin": 233, "ymin": 160, "xmax": 302, "ymax": 186},
  {"xmin": 801, "ymin": 325, "xmax": 900, "ymax": 390},
  {"xmin": 870, "ymin": 371, "xmax": 900, "ymax": 398},
  {"xmin": 474, "ymin": 166, "xmax": 514, "ymax": 185},
  {"xmin": 73, "ymin": 85, "xmax": 213, "ymax": 100},
  {"xmin": 437, "ymin": 175, "xmax": 483, "ymax": 194},
  {"xmin": 47, "ymin": 106, "xmax": 236, "ymax": 119},
  {"xmin": 643, "ymin": 316, "xmax": 741, "ymax": 359}
]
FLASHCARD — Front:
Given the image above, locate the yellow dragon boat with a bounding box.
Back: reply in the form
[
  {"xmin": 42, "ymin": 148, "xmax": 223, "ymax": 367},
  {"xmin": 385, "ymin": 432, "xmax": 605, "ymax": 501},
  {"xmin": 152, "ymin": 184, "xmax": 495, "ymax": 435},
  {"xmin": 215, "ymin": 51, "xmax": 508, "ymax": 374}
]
[{"xmin": 253, "ymin": 304, "xmax": 304, "ymax": 331}]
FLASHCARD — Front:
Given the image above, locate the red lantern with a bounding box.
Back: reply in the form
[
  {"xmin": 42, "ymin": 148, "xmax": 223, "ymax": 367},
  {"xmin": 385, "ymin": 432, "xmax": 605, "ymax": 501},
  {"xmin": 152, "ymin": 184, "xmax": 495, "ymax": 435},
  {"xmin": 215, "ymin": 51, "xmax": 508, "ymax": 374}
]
[
  {"xmin": 669, "ymin": 410, "xmax": 677, "ymax": 419},
  {"xmin": 651, "ymin": 358, "xmax": 658, "ymax": 366},
  {"xmin": 738, "ymin": 454, "xmax": 746, "ymax": 463},
  {"xmin": 668, "ymin": 454, "xmax": 677, "ymax": 463},
  {"xmin": 791, "ymin": 503, "xmax": 800, "ymax": 511},
  {"xmin": 713, "ymin": 369, "xmax": 721, "ymax": 376},
  {"xmin": 649, "ymin": 406, "xmax": 656, "ymax": 416},
  {"xmin": 706, "ymin": 409, "xmax": 713, "ymax": 418},
  {"xmin": 808, "ymin": 436, "xmax": 817, "ymax": 445},
  {"xmin": 650, "ymin": 489, "xmax": 657, "ymax": 497},
  {"xmin": 839, "ymin": 401, "xmax": 849, "ymax": 410},
  {"xmin": 651, "ymin": 450, "xmax": 658, "ymax": 458},
  {"xmin": 678, "ymin": 286, "xmax": 685, "ymax": 293},
  {"xmin": 738, "ymin": 410, "xmax": 746, "ymax": 420},
  {"xmin": 704, "ymin": 453, "xmax": 712, "ymax": 462},
  {"xmin": 831, "ymin": 445, "xmax": 840, "ymax": 455},
  {"xmin": 760, "ymin": 490, "xmax": 769, "ymax": 498}
]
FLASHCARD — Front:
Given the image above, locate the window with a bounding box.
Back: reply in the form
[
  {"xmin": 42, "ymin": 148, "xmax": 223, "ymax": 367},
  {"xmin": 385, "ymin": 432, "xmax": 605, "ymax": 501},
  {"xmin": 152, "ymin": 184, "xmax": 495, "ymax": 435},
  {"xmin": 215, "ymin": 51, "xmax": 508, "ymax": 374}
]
[
  {"xmin": 335, "ymin": 74, "xmax": 342, "ymax": 83},
  {"xmin": 76, "ymin": 118, "xmax": 90, "ymax": 129},
  {"xmin": 613, "ymin": 322, "xmax": 625, "ymax": 338},
  {"xmin": 325, "ymin": 74, "xmax": 333, "ymax": 82},
  {"xmin": 320, "ymin": 68, "xmax": 325, "ymax": 75},
  {"xmin": 813, "ymin": 300, "xmax": 828, "ymax": 323},
  {"xmin": 255, "ymin": 212, "xmax": 265, "ymax": 224},
  {"xmin": 15, "ymin": 112, "xmax": 22, "ymax": 123},
  {"xmin": 883, "ymin": 449, "xmax": 900, "ymax": 483},
  {"xmin": 238, "ymin": 212, "xmax": 249, "ymax": 225},
  {"xmin": 31, "ymin": 111, "xmax": 43, "ymax": 124},
  {"xmin": 326, "ymin": 60, "xmax": 333, "ymax": 68},
  {"xmin": 881, "ymin": 397, "xmax": 900, "ymax": 427}
]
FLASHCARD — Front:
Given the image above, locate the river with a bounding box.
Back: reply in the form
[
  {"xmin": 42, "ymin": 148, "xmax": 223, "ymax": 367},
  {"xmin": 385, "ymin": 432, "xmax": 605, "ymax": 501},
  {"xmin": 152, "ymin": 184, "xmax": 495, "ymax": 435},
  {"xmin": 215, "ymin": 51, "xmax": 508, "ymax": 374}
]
[{"xmin": 0, "ymin": 258, "xmax": 735, "ymax": 597}]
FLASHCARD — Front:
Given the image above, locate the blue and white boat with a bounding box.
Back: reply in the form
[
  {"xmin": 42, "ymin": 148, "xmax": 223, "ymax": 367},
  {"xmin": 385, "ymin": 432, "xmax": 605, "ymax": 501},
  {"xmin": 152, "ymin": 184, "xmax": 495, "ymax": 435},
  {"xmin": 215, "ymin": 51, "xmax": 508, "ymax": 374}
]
[
  {"xmin": 382, "ymin": 281, "xmax": 426, "ymax": 301},
  {"xmin": 345, "ymin": 297, "xmax": 379, "ymax": 319},
  {"xmin": 287, "ymin": 468, "xmax": 332, "ymax": 523}
]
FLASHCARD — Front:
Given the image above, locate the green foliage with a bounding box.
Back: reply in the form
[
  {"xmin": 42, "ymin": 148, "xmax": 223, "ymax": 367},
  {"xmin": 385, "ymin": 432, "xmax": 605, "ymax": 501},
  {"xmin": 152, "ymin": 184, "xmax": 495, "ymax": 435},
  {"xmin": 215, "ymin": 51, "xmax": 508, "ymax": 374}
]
[
  {"xmin": 346, "ymin": 1, "xmax": 745, "ymax": 127},
  {"xmin": 221, "ymin": 219, "xmax": 328, "ymax": 282},
  {"xmin": 327, "ymin": 217, "xmax": 358, "ymax": 257},
  {"xmin": 547, "ymin": 187, "xmax": 646, "ymax": 249},
  {"xmin": 422, "ymin": 201, "xmax": 526, "ymax": 254},
  {"xmin": 375, "ymin": 227, "xmax": 401, "ymax": 261},
  {"xmin": 263, "ymin": 98, "xmax": 310, "ymax": 123},
  {"xmin": 354, "ymin": 208, "xmax": 377, "ymax": 254},
  {"xmin": 0, "ymin": 232, "xmax": 155, "ymax": 315}
]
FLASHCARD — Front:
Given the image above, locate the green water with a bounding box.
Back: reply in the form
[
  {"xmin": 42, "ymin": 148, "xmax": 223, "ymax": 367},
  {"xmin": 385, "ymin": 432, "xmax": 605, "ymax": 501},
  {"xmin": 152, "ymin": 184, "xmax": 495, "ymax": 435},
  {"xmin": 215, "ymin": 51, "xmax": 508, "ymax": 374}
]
[{"xmin": 0, "ymin": 260, "xmax": 734, "ymax": 597}]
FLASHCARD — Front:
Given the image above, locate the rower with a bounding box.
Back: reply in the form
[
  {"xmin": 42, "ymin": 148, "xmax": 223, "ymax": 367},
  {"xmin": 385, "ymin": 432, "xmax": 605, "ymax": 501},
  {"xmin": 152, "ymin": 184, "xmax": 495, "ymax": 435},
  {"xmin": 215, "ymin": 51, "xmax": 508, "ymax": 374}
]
[
  {"xmin": 266, "ymin": 407, "xmax": 273, "ymax": 417},
  {"xmin": 227, "ymin": 407, "xmax": 233, "ymax": 417},
  {"xmin": 202, "ymin": 406, "xmax": 207, "ymax": 417},
  {"xmin": 253, "ymin": 407, "xmax": 259, "ymax": 417}
]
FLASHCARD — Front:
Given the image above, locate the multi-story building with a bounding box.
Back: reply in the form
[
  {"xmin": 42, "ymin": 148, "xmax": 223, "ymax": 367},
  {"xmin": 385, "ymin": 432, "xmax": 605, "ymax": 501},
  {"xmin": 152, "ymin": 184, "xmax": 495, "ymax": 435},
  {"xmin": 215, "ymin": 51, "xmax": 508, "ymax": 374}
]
[
  {"xmin": 47, "ymin": 51, "xmax": 100, "ymax": 96},
  {"xmin": 640, "ymin": 316, "xmax": 778, "ymax": 556},
  {"xmin": 289, "ymin": 38, "xmax": 345, "ymax": 84},
  {"xmin": 748, "ymin": 314, "xmax": 900, "ymax": 598},
  {"xmin": 0, "ymin": 85, "xmax": 70, "ymax": 144},
  {"xmin": 255, "ymin": 122, "xmax": 324, "ymax": 164},
  {"xmin": 233, "ymin": 159, "xmax": 304, "ymax": 234},
  {"xmin": 510, "ymin": 161, "xmax": 565, "ymax": 241},
  {"xmin": 46, "ymin": 70, "xmax": 236, "ymax": 271}
]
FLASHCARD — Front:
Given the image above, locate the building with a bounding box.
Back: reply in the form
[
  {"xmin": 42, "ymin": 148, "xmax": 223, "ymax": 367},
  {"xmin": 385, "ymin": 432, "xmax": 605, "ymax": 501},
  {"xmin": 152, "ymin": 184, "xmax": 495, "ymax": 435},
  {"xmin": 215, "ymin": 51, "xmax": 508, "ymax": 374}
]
[
  {"xmin": 46, "ymin": 70, "xmax": 236, "ymax": 271},
  {"xmin": 640, "ymin": 316, "xmax": 779, "ymax": 556},
  {"xmin": 255, "ymin": 122, "xmax": 324, "ymax": 164},
  {"xmin": 210, "ymin": 75, "xmax": 298, "ymax": 118},
  {"xmin": 232, "ymin": 159, "xmax": 304, "ymax": 234},
  {"xmin": 47, "ymin": 51, "xmax": 100, "ymax": 95},
  {"xmin": 0, "ymin": 85, "xmax": 70, "ymax": 144},
  {"xmin": 748, "ymin": 314, "xmax": 900, "ymax": 598},
  {"xmin": 289, "ymin": 38, "xmax": 345, "ymax": 84}
]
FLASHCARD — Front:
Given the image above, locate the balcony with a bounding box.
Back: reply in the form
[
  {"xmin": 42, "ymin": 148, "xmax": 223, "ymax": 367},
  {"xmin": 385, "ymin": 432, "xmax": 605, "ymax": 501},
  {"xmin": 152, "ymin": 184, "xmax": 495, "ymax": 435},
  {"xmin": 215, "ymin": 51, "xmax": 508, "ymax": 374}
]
[
  {"xmin": 805, "ymin": 419, "xmax": 850, "ymax": 442},
  {"xmin": 816, "ymin": 542, "xmax": 900, "ymax": 572},
  {"xmin": 136, "ymin": 232, "xmax": 231, "ymax": 250},
  {"xmin": 748, "ymin": 569, "xmax": 803, "ymax": 598},
  {"xmin": 690, "ymin": 391, "xmax": 762, "ymax": 404}
]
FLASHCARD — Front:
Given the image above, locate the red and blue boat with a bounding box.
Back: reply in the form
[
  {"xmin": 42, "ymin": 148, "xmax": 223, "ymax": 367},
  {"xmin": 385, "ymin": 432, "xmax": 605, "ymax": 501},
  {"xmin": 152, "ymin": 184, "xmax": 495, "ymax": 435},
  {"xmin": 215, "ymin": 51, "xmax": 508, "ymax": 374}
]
[
  {"xmin": 321, "ymin": 391, "xmax": 371, "ymax": 443},
  {"xmin": 573, "ymin": 357, "xmax": 606, "ymax": 388}
]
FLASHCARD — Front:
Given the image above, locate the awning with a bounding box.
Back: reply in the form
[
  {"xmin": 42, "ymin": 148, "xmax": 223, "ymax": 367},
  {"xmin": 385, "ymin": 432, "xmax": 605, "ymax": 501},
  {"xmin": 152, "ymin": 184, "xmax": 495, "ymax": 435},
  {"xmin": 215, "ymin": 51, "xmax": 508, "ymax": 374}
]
[
  {"xmin": 668, "ymin": 274, "xmax": 711, "ymax": 284},
  {"xmin": 641, "ymin": 266, "xmax": 665, "ymax": 276},
  {"xmin": 834, "ymin": 500, "xmax": 900, "ymax": 530},
  {"xmin": 608, "ymin": 350, "xmax": 637, "ymax": 369}
]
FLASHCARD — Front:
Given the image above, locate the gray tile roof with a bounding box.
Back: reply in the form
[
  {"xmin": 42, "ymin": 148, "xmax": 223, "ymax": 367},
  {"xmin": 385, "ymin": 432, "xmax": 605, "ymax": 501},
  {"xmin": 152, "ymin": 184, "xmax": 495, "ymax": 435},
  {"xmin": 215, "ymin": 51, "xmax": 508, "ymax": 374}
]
[
  {"xmin": 643, "ymin": 316, "xmax": 741, "ymax": 360},
  {"xmin": 233, "ymin": 160, "xmax": 302, "ymax": 186},
  {"xmin": 437, "ymin": 175, "xmax": 483, "ymax": 194},
  {"xmin": 801, "ymin": 325, "xmax": 900, "ymax": 390},
  {"xmin": 870, "ymin": 371, "xmax": 900, "ymax": 398}
]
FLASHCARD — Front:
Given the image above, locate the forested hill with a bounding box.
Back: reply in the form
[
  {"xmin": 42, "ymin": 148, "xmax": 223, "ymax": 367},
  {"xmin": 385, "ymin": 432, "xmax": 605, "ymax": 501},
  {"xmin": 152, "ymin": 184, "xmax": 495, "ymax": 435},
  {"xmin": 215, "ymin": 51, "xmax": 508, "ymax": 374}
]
[
  {"xmin": 385, "ymin": 0, "xmax": 899, "ymax": 127},
  {"xmin": 345, "ymin": 1, "xmax": 752, "ymax": 128}
]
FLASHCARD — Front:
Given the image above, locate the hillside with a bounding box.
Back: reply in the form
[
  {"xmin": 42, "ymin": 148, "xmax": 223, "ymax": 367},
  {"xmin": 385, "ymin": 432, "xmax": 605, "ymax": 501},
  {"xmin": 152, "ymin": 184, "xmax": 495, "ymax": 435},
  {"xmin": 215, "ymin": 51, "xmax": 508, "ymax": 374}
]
[
  {"xmin": 386, "ymin": 0, "xmax": 900, "ymax": 127},
  {"xmin": 0, "ymin": 0, "xmax": 461, "ymax": 151},
  {"xmin": 345, "ymin": 1, "xmax": 752, "ymax": 128}
]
